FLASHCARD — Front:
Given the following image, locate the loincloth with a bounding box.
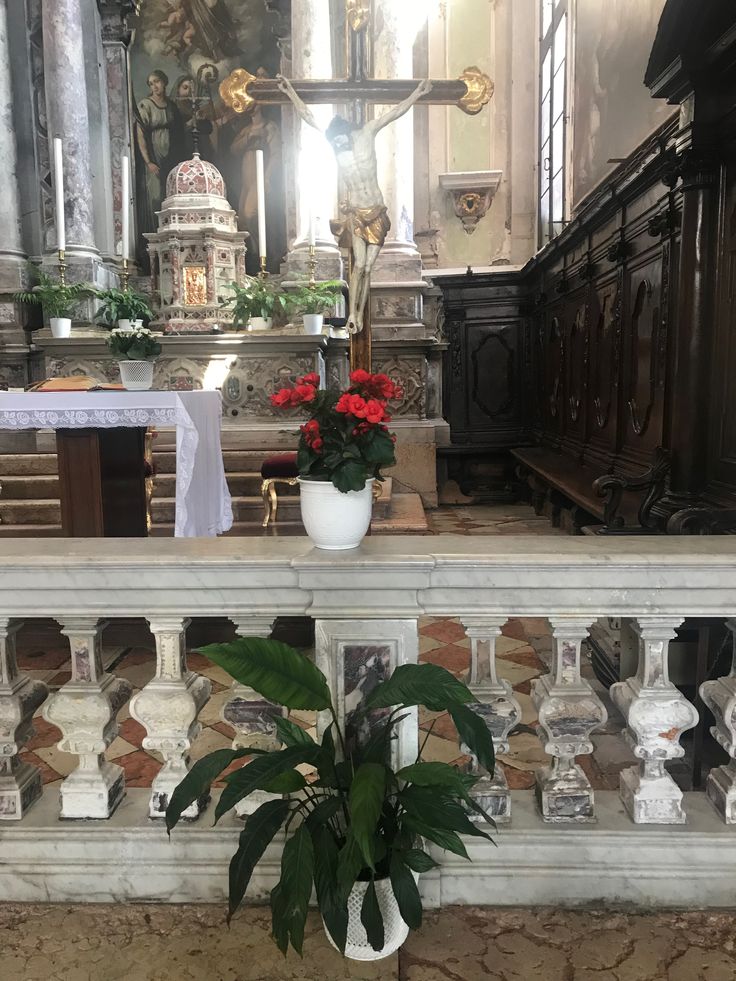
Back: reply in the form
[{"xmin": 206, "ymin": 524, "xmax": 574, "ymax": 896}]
[{"xmin": 342, "ymin": 204, "xmax": 391, "ymax": 248}]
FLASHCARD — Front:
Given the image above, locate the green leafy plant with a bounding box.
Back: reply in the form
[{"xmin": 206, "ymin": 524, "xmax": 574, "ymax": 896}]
[
  {"xmin": 94, "ymin": 287, "xmax": 154, "ymax": 326},
  {"xmin": 107, "ymin": 325, "xmax": 161, "ymax": 361},
  {"xmin": 270, "ymin": 369, "xmax": 403, "ymax": 493},
  {"xmin": 221, "ymin": 277, "xmax": 291, "ymax": 326},
  {"xmin": 15, "ymin": 268, "xmax": 92, "ymax": 320},
  {"xmin": 289, "ymin": 281, "xmax": 344, "ymax": 317},
  {"xmin": 166, "ymin": 637, "xmax": 495, "ymax": 957}
]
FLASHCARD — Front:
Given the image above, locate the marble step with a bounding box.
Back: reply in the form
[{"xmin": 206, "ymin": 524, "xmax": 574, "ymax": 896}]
[
  {"xmin": 153, "ymin": 449, "xmax": 278, "ymax": 475},
  {"xmin": 0, "ymin": 498, "xmax": 60, "ymax": 525},
  {"xmin": 0, "ymin": 474, "xmax": 60, "ymax": 499},
  {"xmin": 150, "ymin": 495, "xmax": 302, "ymax": 525},
  {"xmin": 151, "ymin": 471, "xmax": 298, "ymax": 500},
  {"xmin": 150, "ymin": 520, "xmax": 305, "ymax": 538},
  {"xmin": 0, "ymin": 453, "xmax": 58, "ymax": 476},
  {"xmin": 0, "ymin": 523, "xmax": 62, "ymax": 537}
]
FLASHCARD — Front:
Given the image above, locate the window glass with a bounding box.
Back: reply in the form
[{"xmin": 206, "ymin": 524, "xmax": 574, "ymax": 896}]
[{"xmin": 538, "ymin": 0, "xmax": 568, "ymax": 246}]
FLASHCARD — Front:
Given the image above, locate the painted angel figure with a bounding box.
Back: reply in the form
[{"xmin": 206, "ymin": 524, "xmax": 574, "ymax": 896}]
[{"xmin": 277, "ymin": 74, "xmax": 433, "ymax": 333}]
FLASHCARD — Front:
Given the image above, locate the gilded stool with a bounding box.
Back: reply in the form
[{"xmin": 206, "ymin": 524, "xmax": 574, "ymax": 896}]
[{"xmin": 260, "ymin": 453, "xmax": 299, "ymax": 527}]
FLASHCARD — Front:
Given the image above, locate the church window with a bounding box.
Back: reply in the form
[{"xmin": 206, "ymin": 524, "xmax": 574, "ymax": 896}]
[{"xmin": 539, "ymin": 0, "xmax": 569, "ymax": 246}]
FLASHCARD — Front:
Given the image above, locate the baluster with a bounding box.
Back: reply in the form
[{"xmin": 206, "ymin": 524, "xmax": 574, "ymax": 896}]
[
  {"xmin": 129, "ymin": 617, "xmax": 211, "ymax": 820},
  {"xmin": 43, "ymin": 618, "xmax": 131, "ymax": 819},
  {"xmin": 700, "ymin": 618, "xmax": 736, "ymax": 823},
  {"xmin": 611, "ymin": 616, "xmax": 698, "ymax": 824},
  {"xmin": 460, "ymin": 617, "xmax": 521, "ymax": 823},
  {"xmin": 224, "ymin": 616, "xmax": 285, "ymax": 817},
  {"xmin": 0, "ymin": 618, "xmax": 48, "ymax": 820},
  {"xmin": 531, "ymin": 617, "xmax": 607, "ymax": 822}
]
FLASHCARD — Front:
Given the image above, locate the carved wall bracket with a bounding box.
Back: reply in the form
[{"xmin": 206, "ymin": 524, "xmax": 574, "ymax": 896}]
[{"xmin": 439, "ymin": 171, "xmax": 503, "ymax": 235}]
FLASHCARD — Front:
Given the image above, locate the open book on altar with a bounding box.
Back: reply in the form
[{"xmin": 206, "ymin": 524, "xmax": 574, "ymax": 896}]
[{"xmin": 27, "ymin": 376, "xmax": 125, "ymax": 393}]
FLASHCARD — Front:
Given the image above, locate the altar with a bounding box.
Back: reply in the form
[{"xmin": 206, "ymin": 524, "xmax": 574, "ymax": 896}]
[{"xmin": 0, "ymin": 391, "xmax": 232, "ymax": 538}]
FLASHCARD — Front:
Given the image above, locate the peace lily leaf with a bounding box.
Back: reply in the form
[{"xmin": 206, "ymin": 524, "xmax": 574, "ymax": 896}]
[
  {"xmin": 390, "ymin": 852, "xmax": 422, "ymax": 930},
  {"xmin": 399, "ymin": 786, "xmax": 493, "ymax": 841},
  {"xmin": 358, "ymin": 711, "xmax": 411, "ymax": 766},
  {"xmin": 270, "ymin": 882, "xmax": 289, "ymax": 955},
  {"xmin": 337, "ymin": 831, "xmax": 365, "ymax": 899},
  {"xmin": 349, "ymin": 763, "xmax": 386, "ymax": 870},
  {"xmin": 279, "ymin": 823, "xmax": 314, "ymax": 956},
  {"xmin": 262, "ymin": 769, "xmax": 307, "ymax": 795},
  {"xmin": 402, "ymin": 816, "xmax": 469, "ymax": 860},
  {"xmin": 310, "ymin": 824, "xmax": 349, "ymax": 955},
  {"xmin": 198, "ymin": 638, "xmax": 332, "ymax": 711},
  {"xmin": 449, "ymin": 703, "xmax": 496, "ymax": 775},
  {"xmin": 395, "ymin": 761, "xmax": 492, "ymax": 825},
  {"xmin": 364, "ymin": 663, "xmax": 476, "ymax": 712},
  {"xmin": 227, "ymin": 798, "xmax": 289, "ymax": 924},
  {"xmin": 305, "ymin": 794, "xmax": 343, "ymax": 830},
  {"xmin": 165, "ymin": 747, "xmax": 253, "ymax": 833},
  {"xmin": 275, "ymin": 716, "xmax": 316, "ymax": 748},
  {"xmin": 361, "ymin": 878, "xmax": 385, "ymax": 953},
  {"xmin": 215, "ymin": 745, "xmax": 322, "ymax": 823},
  {"xmin": 401, "ymin": 848, "xmax": 439, "ymax": 873}
]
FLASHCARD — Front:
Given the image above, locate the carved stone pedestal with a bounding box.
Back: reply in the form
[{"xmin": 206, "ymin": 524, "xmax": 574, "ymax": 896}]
[
  {"xmin": 43, "ymin": 618, "xmax": 131, "ymax": 819},
  {"xmin": 531, "ymin": 618, "xmax": 607, "ymax": 823},
  {"xmin": 700, "ymin": 619, "xmax": 736, "ymax": 823},
  {"xmin": 0, "ymin": 620, "xmax": 49, "ymax": 820},
  {"xmin": 611, "ymin": 618, "xmax": 698, "ymax": 824},
  {"xmin": 129, "ymin": 618, "xmax": 211, "ymax": 820},
  {"xmin": 224, "ymin": 616, "xmax": 284, "ymax": 818}
]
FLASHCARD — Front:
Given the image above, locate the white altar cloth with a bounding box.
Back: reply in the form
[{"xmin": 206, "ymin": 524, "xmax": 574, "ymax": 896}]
[{"xmin": 0, "ymin": 391, "xmax": 233, "ymax": 537}]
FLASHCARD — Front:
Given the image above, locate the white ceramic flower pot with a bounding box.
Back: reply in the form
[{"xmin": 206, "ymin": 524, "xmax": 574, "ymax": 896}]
[
  {"xmin": 324, "ymin": 873, "xmax": 417, "ymax": 960},
  {"xmin": 298, "ymin": 477, "xmax": 373, "ymax": 550},
  {"xmin": 119, "ymin": 359, "xmax": 154, "ymax": 391},
  {"xmin": 49, "ymin": 317, "xmax": 71, "ymax": 338},
  {"xmin": 247, "ymin": 316, "xmax": 272, "ymax": 332},
  {"xmin": 133, "ymin": 319, "xmax": 144, "ymax": 328},
  {"xmin": 302, "ymin": 313, "xmax": 324, "ymax": 335},
  {"xmin": 117, "ymin": 318, "xmax": 132, "ymax": 331}
]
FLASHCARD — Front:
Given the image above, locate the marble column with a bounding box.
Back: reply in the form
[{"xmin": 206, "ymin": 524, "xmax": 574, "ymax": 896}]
[
  {"xmin": 223, "ymin": 616, "xmax": 285, "ymax": 817},
  {"xmin": 460, "ymin": 617, "xmax": 521, "ymax": 823},
  {"xmin": 372, "ymin": 0, "xmax": 423, "ymax": 277},
  {"xmin": 0, "ymin": 0, "xmax": 25, "ymax": 273},
  {"xmin": 0, "ymin": 619, "xmax": 48, "ymax": 820},
  {"xmin": 129, "ymin": 618, "xmax": 211, "ymax": 820},
  {"xmin": 699, "ymin": 618, "xmax": 736, "ymax": 823},
  {"xmin": 285, "ymin": 0, "xmax": 341, "ymax": 281},
  {"xmin": 611, "ymin": 617, "xmax": 698, "ymax": 824},
  {"xmin": 531, "ymin": 617, "xmax": 607, "ymax": 823},
  {"xmin": 43, "ymin": 618, "xmax": 131, "ymax": 819},
  {"xmin": 41, "ymin": 0, "xmax": 98, "ymax": 260}
]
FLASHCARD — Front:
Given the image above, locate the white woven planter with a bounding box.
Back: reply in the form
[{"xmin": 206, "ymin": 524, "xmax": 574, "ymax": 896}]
[
  {"xmin": 119, "ymin": 360, "xmax": 154, "ymax": 391},
  {"xmin": 49, "ymin": 317, "xmax": 71, "ymax": 338},
  {"xmin": 298, "ymin": 477, "xmax": 373, "ymax": 550},
  {"xmin": 324, "ymin": 874, "xmax": 417, "ymax": 961},
  {"xmin": 302, "ymin": 313, "xmax": 324, "ymax": 335}
]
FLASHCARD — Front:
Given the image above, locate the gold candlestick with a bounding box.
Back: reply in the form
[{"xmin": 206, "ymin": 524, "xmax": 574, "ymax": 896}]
[
  {"xmin": 58, "ymin": 249, "xmax": 66, "ymax": 286},
  {"xmin": 121, "ymin": 257, "xmax": 130, "ymax": 291},
  {"xmin": 259, "ymin": 255, "xmax": 268, "ymax": 279},
  {"xmin": 307, "ymin": 244, "xmax": 317, "ymax": 286}
]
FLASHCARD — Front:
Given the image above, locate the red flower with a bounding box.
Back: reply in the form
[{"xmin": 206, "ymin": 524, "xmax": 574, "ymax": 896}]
[
  {"xmin": 270, "ymin": 388, "xmax": 293, "ymax": 407},
  {"xmin": 291, "ymin": 384, "xmax": 316, "ymax": 405},
  {"xmin": 312, "ymin": 437, "xmax": 324, "ymax": 452},
  {"xmin": 336, "ymin": 393, "xmax": 367, "ymax": 417},
  {"xmin": 297, "ymin": 372, "xmax": 321, "ymax": 387},
  {"xmin": 364, "ymin": 399, "xmax": 386, "ymax": 424},
  {"xmin": 349, "ymin": 369, "xmax": 372, "ymax": 386}
]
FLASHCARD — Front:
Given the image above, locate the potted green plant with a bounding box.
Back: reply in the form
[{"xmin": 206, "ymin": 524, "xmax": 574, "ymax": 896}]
[
  {"xmin": 166, "ymin": 637, "xmax": 495, "ymax": 961},
  {"xmin": 289, "ymin": 281, "xmax": 344, "ymax": 335},
  {"xmin": 270, "ymin": 368, "xmax": 402, "ymax": 549},
  {"xmin": 107, "ymin": 324, "xmax": 162, "ymax": 390},
  {"xmin": 221, "ymin": 277, "xmax": 290, "ymax": 331},
  {"xmin": 15, "ymin": 269, "xmax": 92, "ymax": 338},
  {"xmin": 94, "ymin": 287, "xmax": 154, "ymax": 330}
]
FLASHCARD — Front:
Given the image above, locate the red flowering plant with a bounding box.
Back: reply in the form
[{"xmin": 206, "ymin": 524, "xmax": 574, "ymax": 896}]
[{"xmin": 270, "ymin": 369, "xmax": 403, "ymax": 493}]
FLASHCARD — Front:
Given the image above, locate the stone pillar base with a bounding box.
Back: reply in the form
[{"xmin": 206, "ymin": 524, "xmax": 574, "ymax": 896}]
[
  {"xmin": 469, "ymin": 767, "xmax": 511, "ymax": 824},
  {"xmin": 60, "ymin": 761, "xmax": 125, "ymax": 820},
  {"xmin": 0, "ymin": 763, "xmax": 43, "ymax": 821},
  {"xmin": 706, "ymin": 763, "xmax": 736, "ymax": 824},
  {"xmin": 619, "ymin": 764, "xmax": 686, "ymax": 825},
  {"xmin": 150, "ymin": 772, "xmax": 209, "ymax": 822},
  {"xmin": 535, "ymin": 761, "xmax": 596, "ymax": 823}
]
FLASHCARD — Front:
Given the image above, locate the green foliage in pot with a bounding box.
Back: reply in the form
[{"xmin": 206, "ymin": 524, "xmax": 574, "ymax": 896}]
[
  {"xmin": 166, "ymin": 637, "xmax": 495, "ymax": 957},
  {"xmin": 221, "ymin": 277, "xmax": 290, "ymax": 327},
  {"xmin": 290, "ymin": 281, "xmax": 344, "ymax": 317},
  {"xmin": 107, "ymin": 325, "xmax": 162, "ymax": 361},
  {"xmin": 94, "ymin": 287, "xmax": 154, "ymax": 326},
  {"xmin": 15, "ymin": 268, "xmax": 92, "ymax": 320}
]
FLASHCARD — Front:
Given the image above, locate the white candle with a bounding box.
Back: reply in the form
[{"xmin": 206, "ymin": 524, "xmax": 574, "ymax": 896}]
[
  {"xmin": 256, "ymin": 149, "xmax": 267, "ymax": 259},
  {"xmin": 53, "ymin": 137, "xmax": 65, "ymax": 252},
  {"xmin": 121, "ymin": 155, "xmax": 130, "ymax": 261},
  {"xmin": 308, "ymin": 211, "xmax": 316, "ymax": 248}
]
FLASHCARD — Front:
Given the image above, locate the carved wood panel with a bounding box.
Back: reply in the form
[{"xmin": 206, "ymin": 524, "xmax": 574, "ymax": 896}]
[
  {"xmin": 563, "ymin": 298, "xmax": 589, "ymax": 449},
  {"xmin": 587, "ymin": 274, "xmax": 622, "ymax": 457}
]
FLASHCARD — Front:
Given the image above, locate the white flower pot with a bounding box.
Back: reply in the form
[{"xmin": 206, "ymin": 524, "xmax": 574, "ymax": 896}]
[
  {"xmin": 117, "ymin": 318, "xmax": 132, "ymax": 331},
  {"xmin": 247, "ymin": 316, "xmax": 272, "ymax": 332},
  {"xmin": 302, "ymin": 313, "xmax": 324, "ymax": 335},
  {"xmin": 298, "ymin": 477, "xmax": 373, "ymax": 550},
  {"xmin": 324, "ymin": 873, "xmax": 417, "ymax": 960},
  {"xmin": 119, "ymin": 359, "xmax": 154, "ymax": 391},
  {"xmin": 49, "ymin": 317, "xmax": 71, "ymax": 338},
  {"xmin": 133, "ymin": 319, "xmax": 144, "ymax": 328}
]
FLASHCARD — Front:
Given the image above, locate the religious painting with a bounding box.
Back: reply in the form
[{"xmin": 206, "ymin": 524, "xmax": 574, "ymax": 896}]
[
  {"xmin": 129, "ymin": 0, "xmax": 286, "ymax": 273},
  {"xmin": 572, "ymin": 0, "xmax": 675, "ymax": 208}
]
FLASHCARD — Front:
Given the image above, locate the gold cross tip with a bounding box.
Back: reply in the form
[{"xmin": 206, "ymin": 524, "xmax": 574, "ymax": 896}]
[
  {"xmin": 347, "ymin": 0, "xmax": 370, "ymax": 32},
  {"xmin": 458, "ymin": 67, "xmax": 494, "ymax": 115},
  {"xmin": 220, "ymin": 67, "xmax": 256, "ymax": 113}
]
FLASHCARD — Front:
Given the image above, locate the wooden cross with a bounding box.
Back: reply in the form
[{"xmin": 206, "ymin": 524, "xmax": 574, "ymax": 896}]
[{"xmin": 220, "ymin": 0, "xmax": 493, "ymax": 370}]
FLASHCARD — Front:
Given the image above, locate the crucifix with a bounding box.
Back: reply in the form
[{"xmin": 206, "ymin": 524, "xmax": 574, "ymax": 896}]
[{"xmin": 219, "ymin": 0, "xmax": 493, "ymax": 370}]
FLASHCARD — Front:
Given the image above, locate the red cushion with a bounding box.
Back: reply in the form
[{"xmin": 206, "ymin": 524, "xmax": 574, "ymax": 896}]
[{"xmin": 261, "ymin": 453, "xmax": 299, "ymax": 478}]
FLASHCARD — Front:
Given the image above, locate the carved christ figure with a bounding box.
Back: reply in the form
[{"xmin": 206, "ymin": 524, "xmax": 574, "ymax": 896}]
[{"xmin": 277, "ymin": 74, "xmax": 432, "ymax": 333}]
